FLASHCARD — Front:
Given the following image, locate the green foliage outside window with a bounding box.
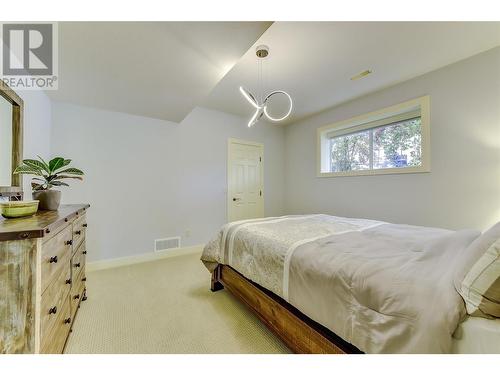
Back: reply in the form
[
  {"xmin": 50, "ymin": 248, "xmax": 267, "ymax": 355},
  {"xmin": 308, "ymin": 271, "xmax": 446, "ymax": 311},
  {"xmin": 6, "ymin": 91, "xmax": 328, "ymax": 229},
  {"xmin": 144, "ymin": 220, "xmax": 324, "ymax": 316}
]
[{"xmin": 330, "ymin": 118, "xmax": 421, "ymax": 172}]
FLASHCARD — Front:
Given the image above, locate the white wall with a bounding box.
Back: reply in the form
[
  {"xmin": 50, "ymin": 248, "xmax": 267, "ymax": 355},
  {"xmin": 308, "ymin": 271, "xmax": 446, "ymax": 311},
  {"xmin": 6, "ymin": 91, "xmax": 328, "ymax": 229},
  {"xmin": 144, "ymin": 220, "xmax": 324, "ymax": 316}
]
[
  {"xmin": 50, "ymin": 104, "xmax": 285, "ymax": 262},
  {"xmin": 19, "ymin": 90, "xmax": 52, "ymax": 163},
  {"xmin": 17, "ymin": 90, "xmax": 53, "ymax": 193},
  {"xmin": 285, "ymin": 47, "xmax": 500, "ymax": 231}
]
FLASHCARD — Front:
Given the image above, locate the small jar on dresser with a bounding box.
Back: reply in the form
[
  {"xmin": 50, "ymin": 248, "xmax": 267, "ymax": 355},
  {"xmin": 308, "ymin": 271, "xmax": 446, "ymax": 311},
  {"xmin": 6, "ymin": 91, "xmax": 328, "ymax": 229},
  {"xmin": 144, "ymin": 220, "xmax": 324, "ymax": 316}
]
[{"xmin": 0, "ymin": 204, "xmax": 90, "ymax": 354}]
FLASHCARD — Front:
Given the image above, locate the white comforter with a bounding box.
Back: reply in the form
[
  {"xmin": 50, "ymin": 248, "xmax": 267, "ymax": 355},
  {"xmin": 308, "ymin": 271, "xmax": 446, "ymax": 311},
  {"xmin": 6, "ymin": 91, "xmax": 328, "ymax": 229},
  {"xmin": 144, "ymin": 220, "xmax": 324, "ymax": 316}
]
[{"xmin": 201, "ymin": 214, "xmax": 480, "ymax": 353}]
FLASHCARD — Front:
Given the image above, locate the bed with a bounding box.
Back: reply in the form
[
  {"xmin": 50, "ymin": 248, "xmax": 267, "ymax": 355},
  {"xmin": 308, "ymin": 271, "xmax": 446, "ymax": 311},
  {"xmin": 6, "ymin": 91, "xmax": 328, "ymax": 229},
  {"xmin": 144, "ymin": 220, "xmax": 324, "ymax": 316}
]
[{"xmin": 201, "ymin": 214, "xmax": 500, "ymax": 354}]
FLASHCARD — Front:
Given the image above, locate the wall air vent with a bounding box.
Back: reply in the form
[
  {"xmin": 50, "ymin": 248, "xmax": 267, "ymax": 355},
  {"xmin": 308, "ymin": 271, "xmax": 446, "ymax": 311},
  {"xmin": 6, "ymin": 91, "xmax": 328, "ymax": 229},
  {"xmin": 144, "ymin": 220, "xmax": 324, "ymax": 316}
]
[{"xmin": 154, "ymin": 237, "xmax": 181, "ymax": 252}]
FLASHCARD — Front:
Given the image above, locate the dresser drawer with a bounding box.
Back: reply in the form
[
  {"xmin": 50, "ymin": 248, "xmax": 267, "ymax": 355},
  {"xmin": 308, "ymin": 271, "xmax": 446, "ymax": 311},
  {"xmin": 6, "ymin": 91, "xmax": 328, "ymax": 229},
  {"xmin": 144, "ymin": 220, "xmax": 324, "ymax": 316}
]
[
  {"xmin": 40, "ymin": 297, "xmax": 72, "ymax": 354},
  {"xmin": 40, "ymin": 264, "xmax": 71, "ymax": 344},
  {"xmin": 41, "ymin": 225, "xmax": 73, "ymax": 294},
  {"xmin": 72, "ymin": 214, "xmax": 87, "ymax": 253},
  {"xmin": 71, "ymin": 241, "xmax": 86, "ymax": 283},
  {"xmin": 70, "ymin": 266, "xmax": 85, "ymax": 320}
]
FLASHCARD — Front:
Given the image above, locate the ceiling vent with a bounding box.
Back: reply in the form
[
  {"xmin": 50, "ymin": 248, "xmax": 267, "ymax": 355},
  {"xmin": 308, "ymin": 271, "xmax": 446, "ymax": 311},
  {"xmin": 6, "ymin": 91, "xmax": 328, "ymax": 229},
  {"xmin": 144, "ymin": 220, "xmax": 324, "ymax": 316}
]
[
  {"xmin": 350, "ymin": 69, "xmax": 373, "ymax": 81},
  {"xmin": 155, "ymin": 237, "xmax": 181, "ymax": 252}
]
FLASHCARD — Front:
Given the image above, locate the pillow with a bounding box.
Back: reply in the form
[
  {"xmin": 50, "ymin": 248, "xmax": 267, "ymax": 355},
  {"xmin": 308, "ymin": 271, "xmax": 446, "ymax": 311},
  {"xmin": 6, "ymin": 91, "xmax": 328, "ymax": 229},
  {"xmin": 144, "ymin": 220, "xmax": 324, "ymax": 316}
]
[{"xmin": 454, "ymin": 222, "xmax": 500, "ymax": 319}]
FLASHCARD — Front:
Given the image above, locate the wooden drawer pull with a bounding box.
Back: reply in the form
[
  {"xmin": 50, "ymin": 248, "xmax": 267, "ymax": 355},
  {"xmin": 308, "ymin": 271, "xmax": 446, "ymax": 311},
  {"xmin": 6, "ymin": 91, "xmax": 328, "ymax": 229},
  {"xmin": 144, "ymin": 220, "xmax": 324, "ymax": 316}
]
[
  {"xmin": 73, "ymin": 294, "xmax": 80, "ymax": 300},
  {"xmin": 65, "ymin": 278, "xmax": 72, "ymax": 285},
  {"xmin": 49, "ymin": 306, "xmax": 57, "ymax": 315},
  {"xmin": 82, "ymin": 251, "xmax": 87, "ymax": 255},
  {"xmin": 64, "ymin": 317, "xmax": 71, "ymax": 324},
  {"xmin": 49, "ymin": 256, "xmax": 58, "ymax": 264},
  {"xmin": 65, "ymin": 240, "xmax": 73, "ymax": 246},
  {"xmin": 75, "ymin": 230, "xmax": 81, "ymax": 235},
  {"xmin": 82, "ymin": 223, "xmax": 88, "ymax": 228},
  {"xmin": 74, "ymin": 262, "xmax": 81, "ymax": 268},
  {"xmin": 82, "ymin": 277, "xmax": 87, "ymax": 282}
]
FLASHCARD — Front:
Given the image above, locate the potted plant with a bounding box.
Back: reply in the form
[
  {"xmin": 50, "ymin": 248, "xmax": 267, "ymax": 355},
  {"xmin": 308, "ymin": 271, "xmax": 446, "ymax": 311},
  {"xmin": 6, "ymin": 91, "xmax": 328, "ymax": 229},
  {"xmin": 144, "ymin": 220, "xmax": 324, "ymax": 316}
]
[{"xmin": 14, "ymin": 156, "xmax": 84, "ymax": 211}]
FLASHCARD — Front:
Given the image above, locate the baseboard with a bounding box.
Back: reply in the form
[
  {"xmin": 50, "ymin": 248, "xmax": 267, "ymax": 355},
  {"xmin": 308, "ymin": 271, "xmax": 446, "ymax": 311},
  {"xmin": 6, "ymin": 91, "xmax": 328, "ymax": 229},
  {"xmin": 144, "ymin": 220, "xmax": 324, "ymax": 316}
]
[{"xmin": 86, "ymin": 244, "xmax": 204, "ymax": 272}]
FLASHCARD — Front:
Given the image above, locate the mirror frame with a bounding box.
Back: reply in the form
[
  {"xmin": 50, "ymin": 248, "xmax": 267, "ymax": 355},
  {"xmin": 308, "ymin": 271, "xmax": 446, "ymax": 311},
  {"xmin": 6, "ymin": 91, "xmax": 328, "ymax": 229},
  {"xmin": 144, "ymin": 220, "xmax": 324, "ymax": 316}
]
[{"xmin": 0, "ymin": 81, "xmax": 24, "ymax": 193}]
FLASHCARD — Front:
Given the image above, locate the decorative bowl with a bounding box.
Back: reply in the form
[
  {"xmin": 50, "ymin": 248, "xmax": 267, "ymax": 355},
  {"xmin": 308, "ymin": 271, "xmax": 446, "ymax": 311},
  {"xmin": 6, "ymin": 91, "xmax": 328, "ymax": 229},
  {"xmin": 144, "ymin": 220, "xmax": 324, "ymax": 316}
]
[{"xmin": 0, "ymin": 200, "xmax": 39, "ymax": 218}]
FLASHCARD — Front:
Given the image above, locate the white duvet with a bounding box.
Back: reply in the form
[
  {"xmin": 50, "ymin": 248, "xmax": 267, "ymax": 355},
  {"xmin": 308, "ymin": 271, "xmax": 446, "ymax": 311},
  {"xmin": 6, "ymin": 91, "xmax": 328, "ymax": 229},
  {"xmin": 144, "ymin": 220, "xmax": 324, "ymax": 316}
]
[{"xmin": 201, "ymin": 214, "xmax": 480, "ymax": 353}]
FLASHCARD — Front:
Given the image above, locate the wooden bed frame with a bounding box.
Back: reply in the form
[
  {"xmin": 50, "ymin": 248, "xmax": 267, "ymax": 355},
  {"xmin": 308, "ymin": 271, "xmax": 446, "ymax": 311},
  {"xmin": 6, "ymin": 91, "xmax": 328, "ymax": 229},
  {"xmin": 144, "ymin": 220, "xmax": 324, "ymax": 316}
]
[{"xmin": 211, "ymin": 264, "xmax": 362, "ymax": 354}]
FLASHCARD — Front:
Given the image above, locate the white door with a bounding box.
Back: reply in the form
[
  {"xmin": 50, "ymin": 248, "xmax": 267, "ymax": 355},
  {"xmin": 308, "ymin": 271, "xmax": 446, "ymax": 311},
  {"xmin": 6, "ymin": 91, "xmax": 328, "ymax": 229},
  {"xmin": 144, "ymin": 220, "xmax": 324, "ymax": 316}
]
[{"xmin": 227, "ymin": 138, "xmax": 264, "ymax": 222}]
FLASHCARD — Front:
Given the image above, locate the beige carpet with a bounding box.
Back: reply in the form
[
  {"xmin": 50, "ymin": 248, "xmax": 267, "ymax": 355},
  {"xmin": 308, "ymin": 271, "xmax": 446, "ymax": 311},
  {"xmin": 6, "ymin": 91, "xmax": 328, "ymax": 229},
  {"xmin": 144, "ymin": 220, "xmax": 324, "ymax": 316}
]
[{"xmin": 64, "ymin": 252, "xmax": 291, "ymax": 353}]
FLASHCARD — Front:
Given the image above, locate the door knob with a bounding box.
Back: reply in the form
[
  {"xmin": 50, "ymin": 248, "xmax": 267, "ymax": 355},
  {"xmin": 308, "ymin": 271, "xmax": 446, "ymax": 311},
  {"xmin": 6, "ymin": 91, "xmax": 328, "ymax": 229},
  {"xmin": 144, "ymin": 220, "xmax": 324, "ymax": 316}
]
[{"xmin": 232, "ymin": 197, "xmax": 241, "ymax": 201}]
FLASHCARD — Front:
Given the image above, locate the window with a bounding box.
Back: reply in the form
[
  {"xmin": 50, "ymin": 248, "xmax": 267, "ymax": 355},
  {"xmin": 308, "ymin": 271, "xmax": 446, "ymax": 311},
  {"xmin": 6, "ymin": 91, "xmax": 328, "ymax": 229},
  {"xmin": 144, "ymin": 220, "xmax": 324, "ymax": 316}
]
[{"xmin": 318, "ymin": 96, "xmax": 430, "ymax": 177}]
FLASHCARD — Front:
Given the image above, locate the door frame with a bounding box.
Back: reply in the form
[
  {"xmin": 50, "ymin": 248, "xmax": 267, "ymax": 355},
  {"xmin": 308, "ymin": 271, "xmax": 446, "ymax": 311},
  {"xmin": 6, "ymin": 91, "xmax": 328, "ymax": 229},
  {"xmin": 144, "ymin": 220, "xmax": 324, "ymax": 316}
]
[{"xmin": 227, "ymin": 138, "xmax": 264, "ymax": 222}]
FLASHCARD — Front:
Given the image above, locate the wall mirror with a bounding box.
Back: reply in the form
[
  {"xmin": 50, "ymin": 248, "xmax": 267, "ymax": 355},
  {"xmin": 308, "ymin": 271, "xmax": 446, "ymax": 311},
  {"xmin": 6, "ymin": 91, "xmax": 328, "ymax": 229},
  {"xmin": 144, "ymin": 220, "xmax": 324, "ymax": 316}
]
[{"xmin": 0, "ymin": 82, "xmax": 23, "ymax": 199}]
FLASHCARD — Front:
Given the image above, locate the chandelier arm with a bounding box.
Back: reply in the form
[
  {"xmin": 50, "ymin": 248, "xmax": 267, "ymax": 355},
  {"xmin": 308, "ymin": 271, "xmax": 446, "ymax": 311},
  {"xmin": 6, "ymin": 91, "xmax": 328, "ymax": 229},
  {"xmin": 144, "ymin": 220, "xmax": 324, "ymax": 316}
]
[
  {"xmin": 263, "ymin": 90, "xmax": 293, "ymax": 122},
  {"xmin": 248, "ymin": 107, "xmax": 263, "ymax": 127},
  {"xmin": 239, "ymin": 86, "xmax": 260, "ymax": 109}
]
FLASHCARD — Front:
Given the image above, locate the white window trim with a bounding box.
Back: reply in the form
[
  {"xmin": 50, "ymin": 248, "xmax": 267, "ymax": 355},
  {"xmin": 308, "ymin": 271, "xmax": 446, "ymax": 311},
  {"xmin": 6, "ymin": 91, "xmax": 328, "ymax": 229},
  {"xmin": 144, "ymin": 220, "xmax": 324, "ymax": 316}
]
[{"xmin": 316, "ymin": 95, "xmax": 431, "ymax": 178}]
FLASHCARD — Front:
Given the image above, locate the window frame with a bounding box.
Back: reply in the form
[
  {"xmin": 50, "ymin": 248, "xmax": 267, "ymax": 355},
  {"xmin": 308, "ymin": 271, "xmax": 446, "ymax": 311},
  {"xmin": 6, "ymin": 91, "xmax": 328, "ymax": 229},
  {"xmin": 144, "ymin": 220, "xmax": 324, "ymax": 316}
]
[{"xmin": 317, "ymin": 96, "xmax": 430, "ymax": 177}]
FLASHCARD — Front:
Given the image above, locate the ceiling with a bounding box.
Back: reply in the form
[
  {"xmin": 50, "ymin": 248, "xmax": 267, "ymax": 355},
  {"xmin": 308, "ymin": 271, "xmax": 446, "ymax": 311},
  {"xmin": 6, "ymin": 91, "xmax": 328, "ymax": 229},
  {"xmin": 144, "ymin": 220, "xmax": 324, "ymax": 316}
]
[
  {"xmin": 204, "ymin": 22, "xmax": 500, "ymax": 124},
  {"xmin": 47, "ymin": 22, "xmax": 272, "ymax": 122},
  {"xmin": 47, "ymin": 22, "xmax": 500, "ymax": 125}
]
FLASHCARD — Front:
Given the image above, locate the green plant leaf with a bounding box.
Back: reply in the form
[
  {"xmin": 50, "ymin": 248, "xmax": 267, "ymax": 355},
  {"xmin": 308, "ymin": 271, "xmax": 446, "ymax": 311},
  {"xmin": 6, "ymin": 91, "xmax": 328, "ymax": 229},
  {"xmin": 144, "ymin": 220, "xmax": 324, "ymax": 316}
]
[
  {"xmin": 37, "ymin": 156, "xmax": 52, "ymax": 173},
  {"xmin": 53, "ymin": 175, "xmax": 83, "ymax": 181},
  {"xmin": 22, "ymin": 159, "xmax": 48, "ymax": 173},
  {"xmin": 57, "ymin": 168, "xmax": 84, "ymax": 175},
  {"xmin": 63, "ymin": 159, "xmax": 71, "ymax": 167},
  {"xmin": 37, "ymin": 155, "xmax": 50, "ymax": 169},
  {"xmin": 50, "ymin": 181, "xmax": 70, "ymax": 187},
  {"xmin": 49, "ymin": 157, "xmax": 65, "ymax": 173},
  {"xmin": 31, "ymin": 182, "xmax": 45, "ymax": 191},
  {"xmin": 13, "ymin": 165, "xmax": 42, "ymax": 175}
]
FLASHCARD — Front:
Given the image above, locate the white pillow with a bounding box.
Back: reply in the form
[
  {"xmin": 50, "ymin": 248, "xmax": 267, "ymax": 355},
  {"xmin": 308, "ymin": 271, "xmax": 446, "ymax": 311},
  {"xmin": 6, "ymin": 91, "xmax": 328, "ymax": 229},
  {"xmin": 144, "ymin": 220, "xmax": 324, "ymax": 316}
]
[{"xmin": 454, "ymin": 222, "xmax": 500, "ymax": 318}]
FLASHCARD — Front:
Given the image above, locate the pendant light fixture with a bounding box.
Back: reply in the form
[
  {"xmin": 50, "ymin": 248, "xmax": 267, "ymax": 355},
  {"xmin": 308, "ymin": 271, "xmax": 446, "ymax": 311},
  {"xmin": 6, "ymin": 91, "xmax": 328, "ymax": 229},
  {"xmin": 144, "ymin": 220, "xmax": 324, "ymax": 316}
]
[{"xmin": 240, "ymin": 45, "xmax": 293, "ymax": 127}]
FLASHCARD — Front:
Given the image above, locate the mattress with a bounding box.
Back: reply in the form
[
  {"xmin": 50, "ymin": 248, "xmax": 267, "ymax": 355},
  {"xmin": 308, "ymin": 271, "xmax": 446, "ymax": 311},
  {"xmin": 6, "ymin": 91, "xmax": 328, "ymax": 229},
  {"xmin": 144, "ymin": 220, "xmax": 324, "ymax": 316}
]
[
  {"xmin": 452, "ymin": 316, "xmax": 500, "ymax": 353},
  {"xmin": 202, "ymin": 214, "xmax": 484, "ymax": 353}
]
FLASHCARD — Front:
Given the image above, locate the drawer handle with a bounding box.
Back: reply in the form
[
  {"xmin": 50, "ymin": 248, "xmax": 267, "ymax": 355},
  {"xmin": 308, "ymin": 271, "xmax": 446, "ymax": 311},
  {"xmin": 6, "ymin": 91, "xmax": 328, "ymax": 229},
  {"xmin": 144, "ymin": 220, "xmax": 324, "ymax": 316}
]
[
  {"xmin": 82, "ymin": 251, "xmax": 87, "ymax": 255},
  {"xmin": 64, "ymin": 317, "xmax": 71, "ymax": 324},
  {"xmin": 74, "ymin": 294, "xmax": 80, "ymax": 300},
  {"xmin": 65, "ymin": 278, "xmax": 72, "ymax": 285},
  {"xmin": 82, "ymin": 277, "xmax": 87, "ymax": 282},
  {"xmin": 49, "ymin": 306, "xmax": 57, "ymax": 315},
  {"xmin": 49, "ymin": 256, "xmax": 58, "ymax": 263},
  {"xmin": 66, "ymin": 240, "xmax": 73, "ymax": 246},
  {"xmin": 74, "ymin": 262, "xmax": 81, "ymax": 268},
  {"xmin": 75, "ymin": 230, "xmax": 81, "ymax": 235},
  {"xmin": 82, "ymin": 224, "xmax": 88, "ymax": 228}
]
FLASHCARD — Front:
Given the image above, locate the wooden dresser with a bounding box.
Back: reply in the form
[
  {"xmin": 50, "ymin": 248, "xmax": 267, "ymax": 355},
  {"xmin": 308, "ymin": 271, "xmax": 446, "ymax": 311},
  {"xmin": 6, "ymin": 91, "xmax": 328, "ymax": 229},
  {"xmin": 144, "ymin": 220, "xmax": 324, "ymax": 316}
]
[{"xmin": 0, "ymin": 204, "xmax": 89, "ymax": 354}]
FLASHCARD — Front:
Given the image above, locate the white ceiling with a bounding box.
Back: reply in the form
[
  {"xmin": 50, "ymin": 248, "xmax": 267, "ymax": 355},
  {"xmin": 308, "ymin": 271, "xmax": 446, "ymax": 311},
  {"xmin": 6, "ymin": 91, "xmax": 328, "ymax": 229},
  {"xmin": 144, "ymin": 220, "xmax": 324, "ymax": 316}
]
[
  {"xmin": 203, "ymin": 22, "xmax": 500, "ymax": 124},
  {"xmin": 48, "ymin": 22, "xmax": 500, "ymax": 125},
  {"xmin": 47, "ymin": 22, "xmax": 272, "ymax": 122}
]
